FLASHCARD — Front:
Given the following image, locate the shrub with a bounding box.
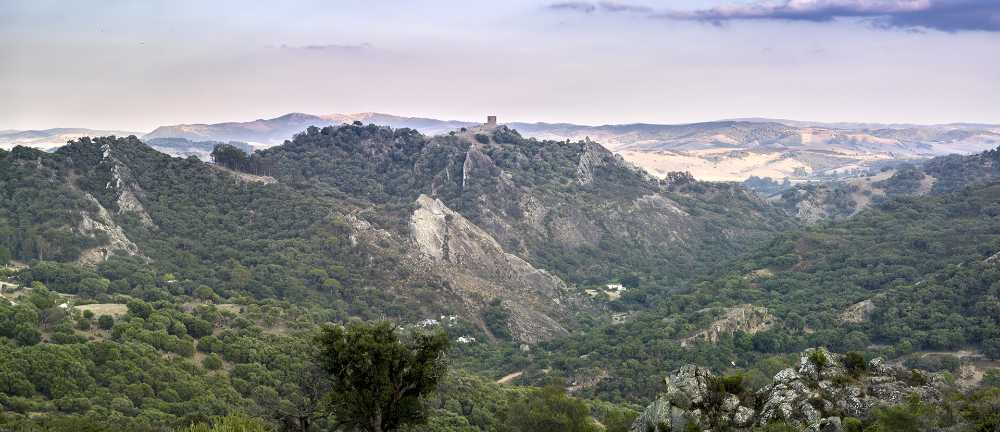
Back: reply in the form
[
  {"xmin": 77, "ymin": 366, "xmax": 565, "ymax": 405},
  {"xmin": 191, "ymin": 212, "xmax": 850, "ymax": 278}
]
[
  {"xmin": 97, "ymin": 315, "xmax": 114, "ymax": 330},
  {"xmin": 982, "ymin": 368, "xmax": 1000, "ymax": 387},
  {"xmin": 842, "ymin": 417, "xmax": 863, "ymax": 432},
  {"xmin": 720, "ymin": 374, "xmax": 745, "ymax": 395},
  {"xmin": 844, "ymin": 351, "xmax": 867, "ymax": 376},
  {"xmin": 76, "ymin": 318, "xmax": 91, "ymax": 331},
  {"xmin": 908, "ymin": 370, "xmax": 929, "ymax": 386},
  {"xmin": 808, "ymin": 349, "xmax": 829, "ymax": 369},
  {"xmin": 202, "ymin": 353, "xmax": 223, "ymax": 370},
  {"xmin": 181, "ymin": 413, "xmax": 272, "ymax": 432}
]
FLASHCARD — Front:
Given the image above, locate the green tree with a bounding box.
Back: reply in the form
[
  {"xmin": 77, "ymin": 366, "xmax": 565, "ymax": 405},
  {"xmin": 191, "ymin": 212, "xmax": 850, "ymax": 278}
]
[
  {"xmin": 316, "ymin": 320, "xmax": 448, "ymax": 432},
  {"xmin": 504, "ymin": 384, "xmax": 599, "ymax": 432},
  {"xmin": 127, "ymin": 300, "xmax": 153, "ymax": 319},
  {"xmin": 871, "ymin": 395, "xmax": 934, "ymax": 431},
  {"xmin": 202, "ymin": 353, "xmax": 223, "ymax": 370},
  {"xmin": 982, "ymin": 368, "xmax": 1000, "ymax": 387},
  {"xmin": 483, "ymin": 299, "xmax": 511, "ymax": 340},
  {"xmin": 97, "ymin": 314, "xmax": 115, "ymax": 330},
  {"xmin": 183, "ymin": 413, "xmax": 273, "ymax": 432}
]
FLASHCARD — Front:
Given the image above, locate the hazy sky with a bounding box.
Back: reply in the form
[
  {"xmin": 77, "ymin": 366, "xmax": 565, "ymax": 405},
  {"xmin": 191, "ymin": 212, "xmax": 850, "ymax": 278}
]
[{"xmin": 1, "ymin": 0, "xmax": 998, "ymax": 131}]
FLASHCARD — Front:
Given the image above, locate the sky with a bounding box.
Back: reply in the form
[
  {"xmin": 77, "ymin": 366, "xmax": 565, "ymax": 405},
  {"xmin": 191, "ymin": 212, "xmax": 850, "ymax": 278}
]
[{"xmin": 1, "ymin": 0, "xmax": 998, "ymax": 132}]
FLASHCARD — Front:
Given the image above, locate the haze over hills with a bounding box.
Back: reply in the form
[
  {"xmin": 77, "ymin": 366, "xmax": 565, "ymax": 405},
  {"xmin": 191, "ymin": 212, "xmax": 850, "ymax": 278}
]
[
  {"xmin": 111, "ymin": 112, "xmax": 1000, "ymax": 181},
  {"xmin": 7, "ymin": 113, "xmax": 999, "ymax": 182},
  {"xmin": 0, "ymin": 128, "xmax": 143, "ymax": 151}
]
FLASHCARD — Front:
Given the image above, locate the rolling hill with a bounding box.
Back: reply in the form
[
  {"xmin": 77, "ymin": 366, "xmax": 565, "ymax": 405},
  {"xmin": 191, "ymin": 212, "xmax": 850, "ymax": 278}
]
[{"xmin": 145, "ymin": 113, "xmax": 1000, "ymax": 182}]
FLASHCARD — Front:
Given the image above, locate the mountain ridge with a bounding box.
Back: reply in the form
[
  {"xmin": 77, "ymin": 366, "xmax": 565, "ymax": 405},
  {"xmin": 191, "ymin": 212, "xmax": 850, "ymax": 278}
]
[{"xmin": 8, "ymin": 112, "xmax": 1000, "ymax": 182}]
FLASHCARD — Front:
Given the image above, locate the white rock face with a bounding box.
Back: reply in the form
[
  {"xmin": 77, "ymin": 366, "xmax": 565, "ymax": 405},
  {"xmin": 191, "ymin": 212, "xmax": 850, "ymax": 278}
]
[
  {"xmin": 839, "ymin": 299, "xmax": 876, "ymax": 324},
  {"xmin": 410, "ymin": 194, "xmax": 570, "ymax": 343},
  {"xmin": 685, "ymin": 304, "xmax": 776, "ymax": 345},
  {"xmin": 77, "ymin": 193, "xmax": 143, "ymax": 266}
]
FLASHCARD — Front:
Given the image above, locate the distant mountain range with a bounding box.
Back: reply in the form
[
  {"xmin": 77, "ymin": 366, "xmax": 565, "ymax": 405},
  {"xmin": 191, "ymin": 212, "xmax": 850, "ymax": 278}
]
[
  {"xmin": 0, "ymin": 128, "xmax": 143, "ymax": 151},
  {"xmin": 6, "ymin": 113, "xmax": 999, "ymax": 181}
]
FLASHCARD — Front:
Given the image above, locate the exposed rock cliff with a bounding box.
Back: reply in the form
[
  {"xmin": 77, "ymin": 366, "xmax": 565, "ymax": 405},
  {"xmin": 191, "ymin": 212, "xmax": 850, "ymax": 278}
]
[
  {"xmin": 410, "ymin": 194, "xmax": 571, "ymax": 343},
  {"xmin": 631, "ymin": 348, "xmax": 949, "ymax": 432},
  {"xmin": 684, "ymin": 304, "xmax": 775, "ymax": 346},
  {"xmin": 76, "ymin": 193, "xmax": 143, "ymax": 266},
  {"xmin": 839, "ymin": 299, "xmax": 876, "ymax": 324},
  {"xmin": 100, "ymin": 142, "xmax": 155, "ymax": 227}
]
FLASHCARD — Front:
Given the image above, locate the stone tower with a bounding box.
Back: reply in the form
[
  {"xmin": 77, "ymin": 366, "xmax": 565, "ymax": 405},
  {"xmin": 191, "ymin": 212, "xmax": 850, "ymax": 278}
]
[{"xmin": 486, "ymin": 115, "xmax": 497, "ymax": 127}]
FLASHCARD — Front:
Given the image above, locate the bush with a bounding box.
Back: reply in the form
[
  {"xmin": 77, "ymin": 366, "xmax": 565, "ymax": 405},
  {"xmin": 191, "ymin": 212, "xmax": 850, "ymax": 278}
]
[
  {"xmin": 844, "ymin": 351, "xmax": 867, "ymax": 376},
  {"xmin": 904, "ymin": 355, "xmax": 960, "ymax": 373},
  {"xmin": 982, "ymin": 368, "xmax": 1000, "ymax": 387},
  {"xmin": 202, "ymin": 353, "xmax": 223, "ymax": 370},
  {"xmin": 127, "ymin": 300, "xmax": 153, "ymax": 319},
  {"xmin": 808, "ymin": 350, "xmax": 829, "ymax": 369},
  {"xmin": 757, "ymin": 421, "xmax": 799, "ymax": 432},
  {"xmin": 842, "ymin": 417, "xmax": 863, "ymax": 432},
  {"xmin": 720, "ymin": 374, "xmax": 745, "ymax": 395},
  {"xmin": 76, "ymin": 318, "xmax": 91, "ymax": 331},
  {"xmin": 97, "ymin": 315, "xmax": 114, "ymax": 330},
  {"xmin": 483, "ymin": 299, "xmax": 511, "ymax": 340},
  {"xmin": 504, "ymin": 385, "xmax": 599, "ymax": 432},
  {"xmin": 181, "ymin": 413, "xmax": 272, "ymax": 432}
]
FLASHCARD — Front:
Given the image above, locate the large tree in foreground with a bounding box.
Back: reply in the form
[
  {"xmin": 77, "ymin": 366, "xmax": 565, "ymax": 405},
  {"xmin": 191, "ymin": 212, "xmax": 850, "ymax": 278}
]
[{"xmin": 316, "ymin": 320, "xmax": 448, "ymax": 432}]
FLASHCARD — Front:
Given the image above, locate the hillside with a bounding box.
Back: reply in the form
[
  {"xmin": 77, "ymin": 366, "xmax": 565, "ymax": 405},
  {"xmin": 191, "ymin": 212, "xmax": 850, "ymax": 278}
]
[
  {"xmin": 2, "ymin": 128, "xmax": 1000, "ymax": 431},
  {"xmin": 519, "ymin": 177, "xmax": 1000, "ymax": 404},
  {"xmin": 766, "ymin": 146, "xmax": 1000, "ymax": 223},
  {"xmin": 1, "ymin": 125, "xmax": 789, "ymax": 343}
]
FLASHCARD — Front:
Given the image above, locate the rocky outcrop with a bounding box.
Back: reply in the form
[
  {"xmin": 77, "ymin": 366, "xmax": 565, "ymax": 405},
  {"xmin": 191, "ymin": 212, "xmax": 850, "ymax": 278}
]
[
  {"xmin": 576, "ymin": 142, "xmax": 605, "ymax": 185},
  {"xmin": 631, "ymin": 348, "xmax": 949, "ymax": 432},
  {"xmin": 461, "ymin": 146, "xmax": 498, "ymax": 190},
  {"xmin": 77, "ymin": 193, "xmax": 143, "ymax": 266},
  {"xmin": 684, "ymin": 304, "xmax": 775, "ymax": 346},
  {"xmin": 101, "ymin": 143, "xmax": 154, "ymax": 227},
  {"xmin": 410, "ymin": 194, "xmax": 571, "ymax": 343},
  {"xmin": 839, "ymin": 299, "xmax": 876, "ymax": 324}
]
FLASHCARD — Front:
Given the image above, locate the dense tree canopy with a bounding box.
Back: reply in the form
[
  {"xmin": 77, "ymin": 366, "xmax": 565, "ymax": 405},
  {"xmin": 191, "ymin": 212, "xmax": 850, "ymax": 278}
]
[{"xmin": 316, "ymin": 321, "xmax": 449, "ymax": 432}]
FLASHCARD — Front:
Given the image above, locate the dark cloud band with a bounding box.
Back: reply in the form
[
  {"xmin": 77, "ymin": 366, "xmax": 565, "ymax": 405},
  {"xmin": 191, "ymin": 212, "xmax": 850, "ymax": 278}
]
[{"xmin": 547, "ymin": 1, "xmax": 1000, "ymax": 32}]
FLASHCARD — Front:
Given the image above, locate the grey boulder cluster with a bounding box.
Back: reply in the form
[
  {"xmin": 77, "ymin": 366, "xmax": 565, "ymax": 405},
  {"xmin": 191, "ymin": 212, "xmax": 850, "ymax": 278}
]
[{"xmin": 630, "ymin": 348, "xmax": 947, "ymax": 432}]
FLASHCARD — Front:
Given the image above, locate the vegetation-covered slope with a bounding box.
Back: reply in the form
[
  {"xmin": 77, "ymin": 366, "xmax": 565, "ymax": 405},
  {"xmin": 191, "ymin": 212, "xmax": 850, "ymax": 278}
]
[
  {"xmin": 0, "ymin": 122, "xmax": 791, "ymax": 376},
  {"xmin": 247, "ymin": 124, "xmax": 791, "ymax": 288},
  {"xmin": 517, "ymin": 178, "xmax": 1000, "ymax": 404},
  {"xmin": 765, "ymin": 146, "xmax": 1000, "ymax": 223}
]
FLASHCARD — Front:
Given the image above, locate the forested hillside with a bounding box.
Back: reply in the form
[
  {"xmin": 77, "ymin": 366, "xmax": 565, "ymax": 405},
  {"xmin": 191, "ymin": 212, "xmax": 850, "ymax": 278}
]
[
  {"xmin": 767, "ymin": 146, "xmax": 1000, "ymax": 223},
  {"xmin": 514, "ymin": 177, "xmax": 1000, "ymax": 405},
  {"xmin": 3, "ymin": 127, "xmax": 999, "ymax": 431},
  {"xmin": 0, "ymin": 124, "xmax": 795, "ymax": 431}
]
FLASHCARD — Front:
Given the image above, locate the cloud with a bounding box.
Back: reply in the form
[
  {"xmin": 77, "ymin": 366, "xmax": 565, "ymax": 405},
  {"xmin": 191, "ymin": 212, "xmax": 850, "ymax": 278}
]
[
  {"xmin": 598, "ymin": 2, "xmax": 652, "ymax": 14},
  {"xmin": 547, "ymin": 0, "xmax": 1000, "ymax": 32},
  {"xmin": 547, "ymin": 2, "xmax": 597, "ymax": 13},
  {"xmin": 546, "ymin": 1, "xmax": 651, "ymax": 14},
  {"xmin": 278, "ymin": 43, "xmax": 373, "ymax": 53}
]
